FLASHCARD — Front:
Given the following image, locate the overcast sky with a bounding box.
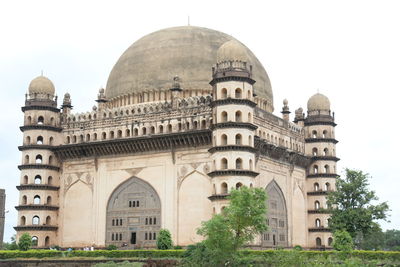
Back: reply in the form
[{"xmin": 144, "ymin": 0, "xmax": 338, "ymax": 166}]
[{"xmin": 0, "ymin": 0, "xmax": 399, "ymax": 242}]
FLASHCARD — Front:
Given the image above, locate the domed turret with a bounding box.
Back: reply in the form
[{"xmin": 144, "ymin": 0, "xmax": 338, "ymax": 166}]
[
  {"xmin": 28, "ymin": 76, "xmax": 55, "ymax": 96},
  {"xmin": 307, "ymin": 93, "xmax": 330, "ymax": 112},
  {"xmin": 216, "ymin": 40, "xmax": 249, "ymax": 63}
]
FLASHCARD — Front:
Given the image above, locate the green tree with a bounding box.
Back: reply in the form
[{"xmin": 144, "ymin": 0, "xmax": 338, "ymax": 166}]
[
  {"xmin": 332, "ymin": 230, "xmax": 354, "ymax": 251},
  {"xmin": 156, "ymin": 229, "xmax": 173, "ymax": 250},
  {"xmin": 384, "ymin": 229, "xmax": 400, "ymax": 251},
  {"xmin": 184, "ymin": 186, "xmax": 267, "ymax": 266},
  {"xmin": 358, "ymin": 224, "xmax": 385, "ymax": 250},
  {"xmin": 327, "ymin": 169, "xmax": 390, "ymax": 240},
  {"xmin": 18, "ymin": 233, "xmax": 32, "ymax": 251},
  {"xmin": 3, "ymin": 234, "xmax": 18, "ymax": 250}
]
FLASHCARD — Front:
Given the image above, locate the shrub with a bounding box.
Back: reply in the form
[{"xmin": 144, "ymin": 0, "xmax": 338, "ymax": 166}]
[
  {"xmin": 107, "ymin": 244, "xmax": 118, "ymax": 250},
  {"xmin": 293, "ymin": 245, "xmax": 303, "ymax": 251},
  {"xmin": 156, "ymin": 229, "xmax": 173, "ymax": 250},
  {"xmin": 333, "ymin": 230, "xmax": 354, "ymax": 252},
  {"xmin": 18, "ymin": 233, "xmax": 32, "ymax": 251},
  {"xmin": 173, "ymin": 245, "xmax": 182, "ymax": 249}
]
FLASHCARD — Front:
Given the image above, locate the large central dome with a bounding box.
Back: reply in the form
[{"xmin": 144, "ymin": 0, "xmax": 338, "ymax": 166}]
[{"xmin": 106, "ymin": 26, "xmax": 273, "ymax": 103}]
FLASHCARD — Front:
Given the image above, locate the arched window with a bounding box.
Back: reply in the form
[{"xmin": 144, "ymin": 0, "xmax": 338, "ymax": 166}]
[
  {"xmin": 235, "ymin": 88, "xmax": 242, "ymax": 98},
  {"xmin": 26, "ymin": 136, "xmax": 31, "ymax": 145},
  {"xmin": 235, "ymin": 111, "xmax": 242, "ymax": 122},
  {"xmin": 22, "ymin": 195, "xmax": 27, "ymax": 205},
  {"xmin": 20, "ymin": 216, "xmax": 26, "ymax": 225},
  {"xmin": 37, "ymin": 116, "xmax": 44, "ymax": 125},
  {"xmin": 221, "ymin": 134, "xmax": 228, "ymax": 145},
  {"xmin": 23, "ymin": 175, "xmax": 28, "ymax": 184},
  {"xmin": 150, "ymin": 126, "xmax": 155, "ymax": 134},
  {"xmin": 24, "ymin": 155, "xmax": 29, "ymax": 164},
  {"xmin": 125, "ymin": 129, "xmax": 130, "ymax": 137},
  {"xmin": 110, "ymin": 131, "xmax": 115, "ymax": 138},
  {"xmin": 325, "ymin": 182, "xmax": 331, "ymax": 191},
  {"xmin": 34, "ymin": 175, "xmax": 42, "ymax": 184},
  {"xmin": 221, "ymin": 158, "xmax": 228, "ymax": 169},
  {"xmin": 48, "ymin": 176, "xmax": 53, "ymax": 185},
  {"xmin": 316, "ymin": 237, "xmax": 322, "ymax": 247},
  {"xmin": 168, "ymin": 124, "xmax": 172, "ymax": 133},
  {"xmin": 46, "ymin": 216, "xmax": 51, "ymax": 225},
  {"xmin": 248, "ymin": 135, "xmax": 252, "ymax": 146},
  {"xmin": 178, "ymin": 123, "xmax": 182, "ymax": 131},
  {"xmin": 49, "ymin": 137, "xmax": 54, "ymax": 145},
  {"xmin": 33, "ymin": 195, "xmax": 41, "ymax": 204},
  {"xmin": 159, "ymin": 125, "xmax": 164, "ymax": 133},
  {"xmin": 235, "ymin": 134, "xmax": 242, "ymax": 145},
  {"xmin": 315, "ymin": 201, "xmax": 320, "ymax": 210},
  {"xmin": 73, "ymin": 135, "xmax": 77, "ymax": 143},
  {"xmin": 328, "ymin": 237, "xmax": 333, "ymax": 246},
  {"xmin": 45, "ymin": 236, "xmax": 50, "ymax": 247},
  {"xmin": 36, "ymin": 136, "xmax": 43, "ymax": 145},
  {"xmin": 247, "ymin": 90, "xmax": 251, "ymax": 99},
  {"xmin": 324, "ymin": 165, "xmax": 330, "ymax": 173},
  {"xmin": 193, "ymin": 121, "xmax": 198, "ymax": 129},
  {"xmin": 314, "ymin": 183, "xmax": 319, "ymax": 191},
  {"xmin": 312, "ymin": 147, "xmax": 318, "ymax": 156},
  {"xmin": 32, "ymin": 236, "xmax": 38, "ymax": 247},
  {"xmin": 32, "ymin": 216, "xmax": 40, "ymax": 225},
  {"xmin": 213, "ymin": 184, "xmax": 216, "ymax": 194},
  {"xmin": 27, "ymin": 116, "xmax": 32, "ymax": 125},
  {"xmin": 248, "ymin": 112, "xmax": 252, "ymax": 123},
  {"xmin": 322, "ymin": 130, "xmax": 328, "ymax": 138},
  {"xmin": 221, "ymin": 88, "xmax": 228, "ymax": 99},
  {"xmin": 312, "ymin": 130, "xmax": 317, "ymax": 138},
  {"xmin": 134, "ymin": 128, "xmax": 139, "ymax": 136},
  {"xmin": 142, "ymin": 127, "xmax": 147, "ymax": 135},
  {"xmin": 80, "ymin": 135, "xmax": 84, "ymax": 142},
  {"xmin": 250, "ymin": 183, "xmax": 253, "ymax": 188},
  {"xmin": 236, "ymin": 182, "xmax": 243, "ymax": 189},
  {"xmin": 221, "ymin": 111, "xmax": 228, "ymax": 122},
  {"xmin": 117, "ymin": 130, "xmax": 122, "ymax": 138},
  {"xmin": 313, "ymin": 165, "xmax": 318, "ymax": 174},
  {"xmin": 315, "ymin": 219, "xmax": 321, "ymax": 227},
  {"xmin": 201, "ymin": 120, "xmax": 206, "ymax": 129},
  {"xmin": 48, "ymin": 156, "xmax": 53, "ymax": 165},
  {"xmin": 47, "ymin": 196, "xmax": 52, "ymax": 205},
  {"xmin": 249, "ymin": 159, "xmax": 253, "ymax": 171},
  {"xmin": 35, "ymin": 155, "xmax": 42, "ymax": 164},
  {"xmin": 50, "ymin": 117, "xmax": 54, "ymax": 125},
  {"xmin": 235, "ymin": 158, "xmax": 242, "ymax": 169},
  {"xmin": 221, "ymin": 182, "xmax": 228, "ymax": 194},
  {"xmin": 86, "ymin": 134, "xmax": 90, "ymax": 141},
  {"xmin": 323, "ymin": 148, "xmax": 329, "ymax": 156},
  {"xmin": 102, "ymin": 132, "xmax": 107, "ymax": 140}
]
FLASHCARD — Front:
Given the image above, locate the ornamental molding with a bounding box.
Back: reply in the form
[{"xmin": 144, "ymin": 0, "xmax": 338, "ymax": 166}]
[
  {"xmin": 210, "ymin": 98, "xmax": 257, "ymax": 108},
  {"xmin": 20, "ymin": 125, "xmax": 63, "ymax": 133}
]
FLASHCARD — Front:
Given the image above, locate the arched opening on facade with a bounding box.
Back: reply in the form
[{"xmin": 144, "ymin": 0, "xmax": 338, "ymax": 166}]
[
  {"xmin": 315, "ymin": 218, "xmax": 321, "ymax": 227},
  {"xmin": 36, "ymin": 136, "xmax": 43, "ymax": 145},
  {"xmin": 201, "ymin": 120, "xmax": 206, "ymax": 129},
  {"xmin": 315, "ymin": 201, "xmax": 320, "ymax": 210},
  {"xmin": 236, "ymin": 182, "xmax": 243, "ymax": 189},
  {"xmin": 33, "ymin": 195, "xmax": 41, "ymax": 204},
  {"xmin": 235, "ymin": 134, "xmax": 242, "ymax": 145},
  {"xmin": 235, "ymin": 158, "xmax": 242, "ymax": 169},
  {"xmin": 312, "ymin": 148, "xmax": 318, "ymax": 156},
  {"xmin": 262, "ymin": 180, "xmax": 288, "ymax": 247},
  {"xmin": 323, "ymin": 130, "xmax": 328, "ymax": 138},
  {"xmin": 126, "ymin": 129, "xmax": 130, "ymax": 137},
  {"xmin": 323, "ymin": 148, "xmax": 328, "ymax": 156},
  {"xmin": 73, "ymin": 135, "xmax": 77, "ymax": 143},
  {"xmin": 45, "ymin": 236, "xmax": 50, "ymax": 247},
  {"xmin": 167, "ymin": 124, "xmax": 172, "ymax": 133},
  {"xmin": 159, "ymin": 125, "xmax": 163, "ymax": 133},
  {"xmin": 117, "ymin": 130, "xmax": 122, "ymax": 138},
  {"xmin": 48, "ymin": 176, "xmax": 53, "ymax": 185},
  {"xmin": 142, "ymin": 128, "xmax": 147, "ymax": 135},
  {"xmin": 48, "ymin": 156, "xmax": 53, "ymax": 165},
  {"xmin": 20, "ymin": 216, "xmax": 26, "ymax": 225},
  {"xmin": 313, "ymin": 165, "xmax": 318, "ymax": 174},
  {"xmin": 325, "ymin": 182, "xmax": 331, "ymax": 191},
  {"xmin": 26, "ymin": 136, "xmax": 31, "ymax": 145},
  {"xmin": 24, "ymin": 155, "xmax": 29, "ymax": 164},
  {"xmin": 134, "ymin": 128, "xmax": 139, "ymax": 136},
  {"xmin": 37, "ymin": 116, "xmax": 44, "ymax": 125},
  {"xmin": 249, "ymin": 159, "xmax": 253, "ymax": 171},
  {"xmin": 221, "ymin": 88, "xmax": 228, "ymax": 99},
  {"xmin": 32, "ymin": 236, "xmax": 38, "ymax": 247},
  {"xmin": 221, "ymin": 134, "xmax": 228, "ymax": 145},
  {"xmin": 46, "ymin": 216, "xmax": 51, "ymax": 225},
  {"xmin": 35, "ymin": 155, "xmax": 42, "ymax": 164},
  {"xmin": 235, "ymin": 88, "xmax": 242, "ymax": 98},
  {"xmin": 221, "ymin": 158, "xmax": 228, "ymax": 169},
  {"xmin": 34, "ymin": 175, "xmax": 41, "ymax": 184},
  {"xmin": 49, "ymin": 137, "xmax": 54, "ymax": 145},
  {"xmin": 80, "ymin": 135, "xmax": 84, "ymax": 142},
  {"xmin": 32, "ymin": 216, "xmax": 40, "ymax": 225},
  {"xmin": 235, "ymin": 111, "xmax": 242, "ymax": 122},
  {"xmin": 328, "ymin": 237, "xmax": 333, "ymax": 246},
  {"xmin": 47, "ymin": 196, "xmax": 52, "ymax": 205},
  {"xmin": 221, "ymin": 182, "xmax": 228, "ymax": 194},
  {"xmin": 22, "ymin": 195, "xmax": 27, "ymax": 205},
  {"xmin": 248, "ymin": 112, "xmax": 252, "ymax": 123},
  {"xmin": 150, "ymin": 126, "xmax": 155, "ymax": 134},
  {"xmin": 221, "ymin": 111, "xmax": 228, "ymax": 122},
  {"xmin": 314, "ymin": 183, "xmax": 319, "ymax": 191},
  {"xmin": 86, "ymin": 134, "xmax": 91, "ymax": 141},
  {"xmin": 110, "ymin": 131, "xmax": 115, "ymax": 139},
  {"xmin": 23, "ymin": 175, "xmax": 28, "ymax": 184},
  {"xmin": 106, "ymin": 177, "xmax": 161, "ymax": 248},
  {"xmin": 316, "ymin": 237, "xmax": 322, "ymax": 247},
  {"xmin": 27, "ymin": 116, "xmax": 32, "ymax": 125}
]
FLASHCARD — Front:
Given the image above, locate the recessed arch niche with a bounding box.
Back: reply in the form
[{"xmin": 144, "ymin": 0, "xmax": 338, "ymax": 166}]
[{"xmin": 105, "ymin": 177, "xmax": 161, "ymax": 248}]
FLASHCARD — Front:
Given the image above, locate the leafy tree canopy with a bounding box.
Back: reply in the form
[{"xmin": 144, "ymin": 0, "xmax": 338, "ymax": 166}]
[
  {"xmin": 18, "ymin": 233, "xmax": 32, "ymax": 251},
  {"xmin": 327, "ymin": 169, "xmax": 390, "ymax": 240},
  {"xmin": 156, "ymin": 229, "xmax": 173, "ymax": 250}
]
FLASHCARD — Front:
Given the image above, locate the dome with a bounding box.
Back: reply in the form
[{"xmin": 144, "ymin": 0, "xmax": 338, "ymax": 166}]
[
  {"xmin": 106, "ymin": 26, "xmax": 273, "ymax": 103},
  {"xmin": 217, "ymin": 40, "xmax": 249, "ymax": 63},
  {"xmin": 28, "ymin": 76, "xmax": 55, "ymax": 95},
  {"xmin": 307, "ymin": 93, "xmax": 330, "ymax": 111}
]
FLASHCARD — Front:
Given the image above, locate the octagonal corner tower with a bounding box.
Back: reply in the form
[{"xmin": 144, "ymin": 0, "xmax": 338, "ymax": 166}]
[{"xmin": 105, "ymin": 26, "xmax": 273, "ymax": 110}]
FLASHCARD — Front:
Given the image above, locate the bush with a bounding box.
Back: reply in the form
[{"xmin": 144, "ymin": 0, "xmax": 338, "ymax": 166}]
[
  {"xmin": 156, "ymin": 229, "xmax": 173, "ymax": 250},
  {"xmin": 173, "ymin": 245, "xmax": 182, "ymax": 249},
  {"xmin": 107, "ymin": 244, "xmax": 118, "ymax": 250},
  {"xmin": 333, "ymin": 230, "xmax": 354, "ymax": 252},
  {"xmin": 93, "ymin": 261, "xmax": 143, "ymax": 267},
  {"xmin": 293, "ymin": 245, "xmax": 303, "ymax": 251},
  {"xmin": 18, "ymin": 233, "xmax": 32, "ymax": 251}
]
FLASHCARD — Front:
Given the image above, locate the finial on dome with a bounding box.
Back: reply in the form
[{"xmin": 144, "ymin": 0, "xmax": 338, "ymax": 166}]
[{"xmin": 170, "ymin": 75, "xmax": 182, "ymax": 91}]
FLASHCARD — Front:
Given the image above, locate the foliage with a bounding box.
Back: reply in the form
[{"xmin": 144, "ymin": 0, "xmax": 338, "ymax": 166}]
[
  {"xmin": 293, "ymin": 245, "xmax": 303, "ymax": 251},
  {"xmin": 184, "ymin": 186, "xmax": 267, "ymax": 266},
  {"xmin": 3, "ymin": 235, "xmax": 18, "ymax": 250},
  {"xmin": 173, "ymin": 245, "xmax": 182, "ymax": 249},
  {"xmin": 107, "ymin": 244, "xmax": 118, "ymax": 250},
  {"xmin": 156, "ymin": 229, "xmax": 173, "ymax": 250},
  {"xmin": 358, "ymin": 225, "xmax": 385, "ymax": 251},
  {"xmin": 327, "ymin": 169, "xmax": 390, "ymax": 240},
  {"xmin": 93, "ymin": 261, "xmax": 143, "ymax": 267},
  {"xmin": 385, "ymin": 229, "xmax": 400, "ymax": 251},
  {"xmin": 332, "ymin": 230, "xmax": 354, "ymax": 251},
  {"xmin": 18, "ymin": 233, "xmax": 32, "ymax": 251}
]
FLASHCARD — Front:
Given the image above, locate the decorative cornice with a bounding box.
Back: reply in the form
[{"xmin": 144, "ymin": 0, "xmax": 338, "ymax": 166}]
[
  {"xmin": 22, "ymin": 105, "xmax": 60, "ymax": 113},
  {"xmin": 305, "ymin": 138, "xmax": 338, "ymax": 144},
  {"xmin": 20, "ymin": 125, "xmax": 63, "ymax": 133},
  {"xmin": 207, "ymin": 169, "xmax": 259, "ymax": 178},
  {"xmin": 307, "ymin": 190, "xmax": 332, "ymax": 196},
  {"xmin": 307, "ymin": 173, "xmax": 338, "ymax": 179},
  {"xmin": 17, "ymin": 184, "xmax": 60, "ymax": 191},
  {"xmin": 210, "ymin": 98, "xmax": 257, "ymax": 108},
  {"xmin": 18, "ymin": 164, "xmax": 60, "ymax": 171},
  {"xmin": 255, "ymin": 137, "xmax": 311, "ymax": 168},
  {"xmin": 14, "ymin": 225, "xmax": 58, "ymax": 231},
  {"xmin": 311, "ymin": 156, "xmax": 340, "ymax": 162},
  {"xmin": 208, "ymin": 194, "xmax": 230, "ymax": 201},
  {"xmin": 308, "ymin": 209, "xmax": 332, "ymax": 214},
  {"xmin": 18, "ymin": 145, "xmax": 54, "ymax": 151},
  {"xmin": 304, "ymin": 121, "xmax": 337, "ymax": 127},
  {"xmin": 304, "ymin": 115, "xmax": 336, "ymax": 127},
  {"xmin": 210, "ymin": 76, "xmax": 255, "ymax": 86},
  {"xmin": 210, "ymin": 122, "xmax": 258, "ymax": 131},
  {"xmin": 15, "ymin": 205, "xmax": 59, "ymax": 211},
  {"xmin": 54, "ymin": 130, "xmax": 212, "ymax": 160},
  {"xmin": 208, "ymin": 145, "xmax": 257, "ymax": 154},
  {"xmin": 308, "ymin": 227, "xmax": 332, "ymax": 232}
]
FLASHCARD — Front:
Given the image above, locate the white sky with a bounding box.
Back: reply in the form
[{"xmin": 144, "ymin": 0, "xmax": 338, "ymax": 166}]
[{"xmin": 0, "ymin": 0, "xmax": 399, "ymax": 242}]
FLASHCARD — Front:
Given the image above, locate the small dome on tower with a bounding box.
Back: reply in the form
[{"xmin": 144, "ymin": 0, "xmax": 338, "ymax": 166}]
[
  {"xmin": 217, "ymin": 40, "xmax": 249, "ymax": 63},
  {"xmin": 307, "ymin": 93, "xmax": 330, "ymax": 111},
  {"xmin": 28, "ymin": 76, "xmax": 55, "ymax": 95}
]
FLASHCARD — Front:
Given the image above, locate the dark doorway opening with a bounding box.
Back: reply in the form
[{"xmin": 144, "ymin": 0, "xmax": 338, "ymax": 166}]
[
  {"xmin": 131, "ymin": 232, "xmax": 136, "ymax": 244},
  {"xmin": 273, "ymin": 234, "xmax": 276, "ymax": 246}
]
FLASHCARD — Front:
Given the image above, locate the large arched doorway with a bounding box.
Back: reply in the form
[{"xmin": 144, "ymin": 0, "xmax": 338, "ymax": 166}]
[
  {"xmin": 262, "ymin": 180, "xmax": 288, "ymax": 247},
  {"xmin": 106, "ymin": 177, "xmax": 161, "ymax": 248}
]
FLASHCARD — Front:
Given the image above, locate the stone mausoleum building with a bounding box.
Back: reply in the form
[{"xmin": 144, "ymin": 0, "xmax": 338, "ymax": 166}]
[{"xmin": 15, "ymin": 26, "xmax": 339, "ymax": 249}]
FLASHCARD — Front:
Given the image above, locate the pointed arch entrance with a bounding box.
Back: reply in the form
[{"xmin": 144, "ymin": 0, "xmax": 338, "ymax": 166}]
[
  {"xmin": 106, "ymin": 177, "xmax": 161, "ymax": 248},
  {"xmin": 262, "ymin": 180, "xmax": 288, "ymax": 247}
]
